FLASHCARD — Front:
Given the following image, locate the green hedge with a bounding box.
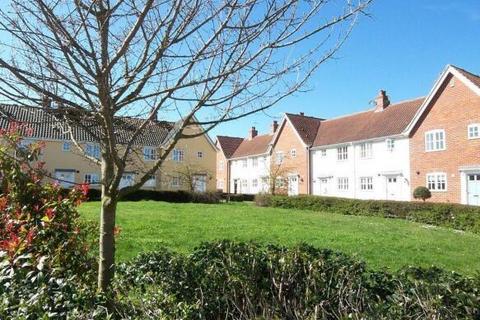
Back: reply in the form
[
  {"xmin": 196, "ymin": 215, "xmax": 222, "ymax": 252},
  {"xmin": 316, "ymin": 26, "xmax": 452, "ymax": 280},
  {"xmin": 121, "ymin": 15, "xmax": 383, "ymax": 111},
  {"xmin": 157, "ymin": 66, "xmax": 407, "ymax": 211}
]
[
  {"xmin": 114, "ymin": 241, "xmax": 480, "ymax": 319},
  {"xmin": 255, "ymin": 194, "xmax": 480, "ymax": 233}
]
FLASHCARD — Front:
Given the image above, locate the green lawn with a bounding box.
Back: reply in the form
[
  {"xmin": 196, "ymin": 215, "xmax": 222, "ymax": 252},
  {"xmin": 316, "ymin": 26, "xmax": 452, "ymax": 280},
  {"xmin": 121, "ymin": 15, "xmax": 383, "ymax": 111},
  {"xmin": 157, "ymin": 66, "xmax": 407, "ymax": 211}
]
[{"xmin": 80, "ymin": 201, "xmax": 480, "ymax": 275}]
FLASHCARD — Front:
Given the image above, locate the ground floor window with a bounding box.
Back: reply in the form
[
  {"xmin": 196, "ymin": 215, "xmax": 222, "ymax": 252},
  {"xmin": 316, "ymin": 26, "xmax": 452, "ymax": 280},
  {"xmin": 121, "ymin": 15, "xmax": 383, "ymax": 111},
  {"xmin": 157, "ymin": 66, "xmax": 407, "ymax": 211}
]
[
  {"xmin": 144, "ymin": 175, "xmax": 156, "ymax": 187},
  {"xmin": 252, "ymin": 179, "xmax": 258, "ymax": 188},
  {"xmin": 426, "ymin": 172, "xmax": 447, "ymax": 191},
  {"xmin": 360, "ymin": 177, "xmax": 373, "ymax": 191},
  {"xmin": 84, "ymin": 173, "xmax": 100, "ymax": 185},
  {"xmin": 337, "ymin": 177, "xmax": 349, "ymax": 190}
]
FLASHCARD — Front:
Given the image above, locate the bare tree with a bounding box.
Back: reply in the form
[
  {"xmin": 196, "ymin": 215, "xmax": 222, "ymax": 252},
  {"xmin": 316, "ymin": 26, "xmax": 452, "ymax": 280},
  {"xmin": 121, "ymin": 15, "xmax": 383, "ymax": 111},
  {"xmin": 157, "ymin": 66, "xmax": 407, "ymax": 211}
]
[
  {"xmin": 168, "ymin": 161, "xmax": 213, "ymax": 192},
  {"xmin": 0, "ymin": 0, "xmax": 372, "ymax": 293},
  {"xmin": 267, "ymin": 153, "xmax": 294, "ymax": 195}
]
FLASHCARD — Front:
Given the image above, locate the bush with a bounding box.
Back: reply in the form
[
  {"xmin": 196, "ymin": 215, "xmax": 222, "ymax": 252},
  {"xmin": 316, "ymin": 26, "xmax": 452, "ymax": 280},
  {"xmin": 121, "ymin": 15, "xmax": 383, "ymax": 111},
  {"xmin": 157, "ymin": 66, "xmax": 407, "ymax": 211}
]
[
  {"xmin": 222, "ymin": 193, "xmax": 256, "ymax": 202},
  {"xmin": 413, "ymin": 186, "xmax": 432, "ymax": 201},
  {"xmin": 114, "ymin": 241, "xmax": 480, "ymax": 319},
  {"xmin": 254, "ymin": 194, "xmax": 480, "ymax": 234},
  {"xmin": 118, "ymin": 189, "xmax": 220, "ymax": 203}
]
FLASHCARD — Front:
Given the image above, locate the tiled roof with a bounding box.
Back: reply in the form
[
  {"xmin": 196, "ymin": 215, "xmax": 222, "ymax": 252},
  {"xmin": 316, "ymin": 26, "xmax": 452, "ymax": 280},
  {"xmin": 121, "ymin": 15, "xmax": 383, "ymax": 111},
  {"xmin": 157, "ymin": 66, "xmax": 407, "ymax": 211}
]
[
  {"xmin": 312, "ymin": 97, "xmax": 424, "ymax": 147},
  {"xmin": 0, "ymin": 104, "xmax": 173, "ymax": 147},
  {"xmin": 230, "ymin": 134, "xmax": 273, "ymax": 158},
  {"xmin": 216, "ymin": 135, "xmax": 244, "ymax": 158},
  {"xmin": 453, "ymin": 65, "xmax": 480, "ymax": 88},
  {"xmin": 285, "ymin": 113, "xmax": 323, "ymax": 146}
]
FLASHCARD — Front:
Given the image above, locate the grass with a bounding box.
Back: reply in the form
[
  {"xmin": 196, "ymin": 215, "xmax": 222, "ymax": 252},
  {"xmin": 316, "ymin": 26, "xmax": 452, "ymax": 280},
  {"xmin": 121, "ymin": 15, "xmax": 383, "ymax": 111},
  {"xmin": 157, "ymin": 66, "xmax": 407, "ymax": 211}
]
[{"xmin": 80, "ymin": 201, "xmax": 480, "ymax": 275}]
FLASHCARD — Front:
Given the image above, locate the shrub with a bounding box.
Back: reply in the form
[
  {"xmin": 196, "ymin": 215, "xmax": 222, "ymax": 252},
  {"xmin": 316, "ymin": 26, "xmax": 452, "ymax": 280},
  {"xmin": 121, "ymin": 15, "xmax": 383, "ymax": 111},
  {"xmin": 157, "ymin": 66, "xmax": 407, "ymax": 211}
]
[
  {"xmin": 118, "ymin": 189, "xmax": 220, "ymax": 203},
  {"xmin": 254, "ymin": 193, "xmax": 272, "ymax": 207},
  {"xmin": 413, "ymin": 186, "xmax": 432, "ymax": 202},
  {"xmin": 254, "ymin": 194, "xmax": 480, "ymax": 234},
  {"xmin": 223, "ymin": 193, "xmax": 256, "ymax": 202},
  {"xmin": 114, "ymin": 241, "xmax": 480, "ymax": 319}
]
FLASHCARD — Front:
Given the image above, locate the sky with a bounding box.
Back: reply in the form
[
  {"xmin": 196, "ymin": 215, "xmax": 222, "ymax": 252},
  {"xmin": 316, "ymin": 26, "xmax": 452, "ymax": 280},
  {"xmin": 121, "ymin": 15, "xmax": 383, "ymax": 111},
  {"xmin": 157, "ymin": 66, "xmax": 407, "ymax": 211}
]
[{"xmin": 211, "ymin": 0, "xmax": 480, "ymax": 138}]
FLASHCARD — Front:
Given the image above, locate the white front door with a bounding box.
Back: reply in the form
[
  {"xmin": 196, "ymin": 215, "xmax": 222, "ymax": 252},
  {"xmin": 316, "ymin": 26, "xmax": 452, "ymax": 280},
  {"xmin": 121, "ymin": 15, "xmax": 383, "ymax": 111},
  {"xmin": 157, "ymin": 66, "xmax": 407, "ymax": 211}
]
[
  {"xmin": 55, "ymin": 170, "xmax": 75, "ymax": 188},
  {"xmin": 193, "ymin": 175, "xmax": 207, "ymax": 192},
  {"xmin": 467, "ymin": 174, "xmax": 480, "ymax": 206},
  {"xmin": 119, "ymin": 173, "xmax": 135, "ymax": 189},
  {"xmin": 319, "ymin": 178, "xmax": 329, "ymax": 195},
  {"xmin": 386, "ymin": 176, "xmax": 400, "ymax": 200},
  {"xmin": 288, "ymin": 175, "xmax": 299, "ymax": 196}
]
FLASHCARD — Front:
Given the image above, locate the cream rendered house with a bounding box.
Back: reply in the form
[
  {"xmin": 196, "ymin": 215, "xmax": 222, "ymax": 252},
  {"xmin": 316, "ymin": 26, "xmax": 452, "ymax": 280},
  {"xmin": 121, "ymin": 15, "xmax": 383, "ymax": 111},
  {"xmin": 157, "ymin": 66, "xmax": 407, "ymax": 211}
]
[{"xmin": 0, "ymin": 105, "xmax": 217, "ymax": 192}]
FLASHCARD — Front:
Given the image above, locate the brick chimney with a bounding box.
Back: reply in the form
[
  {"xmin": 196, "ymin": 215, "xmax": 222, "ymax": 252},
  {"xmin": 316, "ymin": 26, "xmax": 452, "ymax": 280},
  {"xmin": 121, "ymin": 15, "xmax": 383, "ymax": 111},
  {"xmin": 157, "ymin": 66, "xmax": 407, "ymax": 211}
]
[
  {"xmin": 271, "ymin": 120, "xmax": 279, "ymax": 134},
  {"xmin": 248, "ymin": 126, "xmax": 258, "ymax": 140},
  {"xmin": 374, "ymin": 90, "xmax": 390, "ymax": 112}
]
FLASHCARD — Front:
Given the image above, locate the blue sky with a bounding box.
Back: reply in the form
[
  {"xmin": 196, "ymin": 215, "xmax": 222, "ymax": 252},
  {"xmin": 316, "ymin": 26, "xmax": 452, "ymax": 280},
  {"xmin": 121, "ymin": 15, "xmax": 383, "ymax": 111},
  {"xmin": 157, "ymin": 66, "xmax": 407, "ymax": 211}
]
[{"xmin": 211, "ymin": 0, "xmax": 480, "ymax": 138}]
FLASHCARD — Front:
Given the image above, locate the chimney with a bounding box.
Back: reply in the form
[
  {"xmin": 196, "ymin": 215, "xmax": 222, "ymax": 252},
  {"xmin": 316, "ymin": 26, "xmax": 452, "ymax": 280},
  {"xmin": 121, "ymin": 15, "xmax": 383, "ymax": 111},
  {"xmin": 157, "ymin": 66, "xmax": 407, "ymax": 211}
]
[
  {"xmin": 299, "ymin": 112, "xmax": 305, "ymax": 116},
  {"xmin": 271, "ymin": 120, "xmax": 279, "ymax": 134},
  {"xmin": 248, "ymin": 126, "xmax": 258, "ymax": 140},
  {"xmin": 374, "ymin": 90, "xmax": 390, "ymax": 112},
  {"xmin": 42, "ymin": 96, "xmax": 51, "ymax": 109}
]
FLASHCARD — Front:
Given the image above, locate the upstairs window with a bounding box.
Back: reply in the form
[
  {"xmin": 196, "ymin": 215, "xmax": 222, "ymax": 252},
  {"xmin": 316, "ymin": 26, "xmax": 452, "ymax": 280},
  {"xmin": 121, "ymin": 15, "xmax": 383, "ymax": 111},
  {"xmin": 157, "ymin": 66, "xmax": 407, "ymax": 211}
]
[
  {"xmin": 242, "ymin": 159, "xmax": 247, "ymax": 168},
  {"xmin": 252, "ymin": 157, "xmax": 258, "ymax": 167},
  {"xmin": 218, "ymin": 160, "xmax": 224, "ymax": 171},
  {"xmin": 290, "ymin": 149, "xmax": 297, "ymax": 158},
  {"xmin": 360, "ymin": 143, "xmax": 373, "ymax": 159},
  {"xmin": 143, "ymin": 146, "xmax": 156, "ymax": 161},
  {"xmin": 197, "ymin": 151, "xmax": 204, "ymax": 158},
  {"xmin": 425, "ymin": 129, "xmax": 445, "ymax": 151},
  {"xmin": 426, "ymin": 172, "xmax": 447, "ymax": 191},
  {"xmin": 386, "ymin": 139, "xmax": 395, "ymax": 152},
  {"xmin": 320, "ymin": 149, "xmax": 327, "ymax": 157},
  {"xmin": 86, "ymin": 143, "xmax": 101, "ymax": 159},
  {"xmin": 275, "ymin": 152, "xmax": 284, "ymax": 165},
  {"xmin": 337, "ymin": 146, "xmax": 348, "ymax": 161},
  {"xmin": 360, "ymin": 177, "xmax": 373, "ymax": 191},
  {"xmin": 172, "ymin": 149, "xmax": 184, "ymax": 162},
  {"xmin": 468, "ymin": 124, "xmax": 480, "ymax": 139}
]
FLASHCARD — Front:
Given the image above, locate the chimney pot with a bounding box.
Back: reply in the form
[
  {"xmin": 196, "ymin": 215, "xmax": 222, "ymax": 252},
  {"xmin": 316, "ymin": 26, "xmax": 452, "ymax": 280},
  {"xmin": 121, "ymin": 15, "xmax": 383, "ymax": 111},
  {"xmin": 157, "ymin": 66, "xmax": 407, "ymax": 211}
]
[
  {"xmin": 299, "ymin": 112, "xmax": 305, "ymax": 116},
  {"xmin": 271, "ymin": 120, "xmax": 279, "ymax": 134},
  {"xmin": 248, "ymin": 126, "xmax": 258, "ymax": 140},
  {"xmin": 374, "ymin": 90, "xmax": 390, "ymax": 112}
]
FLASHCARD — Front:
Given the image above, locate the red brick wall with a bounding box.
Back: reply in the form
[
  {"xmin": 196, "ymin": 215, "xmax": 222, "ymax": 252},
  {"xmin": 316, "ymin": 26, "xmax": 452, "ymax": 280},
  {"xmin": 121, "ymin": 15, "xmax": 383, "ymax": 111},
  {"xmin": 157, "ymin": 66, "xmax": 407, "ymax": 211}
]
[
  {"xmin": 271, "ymin": 120, "xmax": 309, "ymax": 194},
  {"xmin": 410, "ymin": 74, "xmax": 480, "ymax": 203},
  {"xmin": 215, "ymin": 143, "xmax": 228, "ymax": 192}
]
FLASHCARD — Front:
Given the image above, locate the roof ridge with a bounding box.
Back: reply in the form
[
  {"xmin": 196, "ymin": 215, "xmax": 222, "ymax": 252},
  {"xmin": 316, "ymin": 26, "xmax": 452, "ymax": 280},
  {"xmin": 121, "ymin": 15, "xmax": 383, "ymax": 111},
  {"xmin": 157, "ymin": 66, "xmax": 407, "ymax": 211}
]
[
  {"xmin": 450, "ymin": 65, "xmax": 480, "ymax": 79},
  {"xmin": 285, "ymin": 112, "xmax": 324, "ymax": 120},
  {"xmin": 217, "ymin": 135, "xmax": 243, "ymax": 140}
]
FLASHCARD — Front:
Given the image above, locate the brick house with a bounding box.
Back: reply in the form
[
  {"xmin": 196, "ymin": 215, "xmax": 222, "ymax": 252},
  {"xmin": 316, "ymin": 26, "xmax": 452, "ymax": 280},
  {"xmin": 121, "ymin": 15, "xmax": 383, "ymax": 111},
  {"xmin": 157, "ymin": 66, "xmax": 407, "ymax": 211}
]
[
  {"xmin": 0, "ymin": 104, "xmax": 218, "ymax": 192},
  {"xmin": 407, "ymin": 65, "xmax": 480, "ymax": 205}
]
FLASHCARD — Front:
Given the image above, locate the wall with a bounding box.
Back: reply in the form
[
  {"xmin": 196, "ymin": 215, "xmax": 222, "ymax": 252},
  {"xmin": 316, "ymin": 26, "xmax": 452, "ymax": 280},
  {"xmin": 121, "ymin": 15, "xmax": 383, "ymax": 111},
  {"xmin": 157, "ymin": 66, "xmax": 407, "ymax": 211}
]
[
  {"xmin": 229, "ymin": 155, "xmax": 270, "ymax": 194},
  {"xmin": 215, "ymin": 143, "xmax": 228, "ymax": 192},
  {"xmin": 410, "ymin": 74, "xmax": 480, "ymax": 203},
  {"xmin": 311, "ymin": 137, "xmax": 411, "ymax": 201}
]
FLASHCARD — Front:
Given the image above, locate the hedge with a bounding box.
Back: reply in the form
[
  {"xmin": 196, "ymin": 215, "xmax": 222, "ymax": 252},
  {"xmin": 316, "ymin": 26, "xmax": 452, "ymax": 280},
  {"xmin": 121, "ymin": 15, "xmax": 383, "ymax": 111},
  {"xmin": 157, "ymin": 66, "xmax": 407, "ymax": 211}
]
[
  {"xmin": 255, "ymin": 194, "xmax": 480, "ymax": 234},
  {"xmin": 114, "ymin": 241, "xmax": 480, "ymax": 319}
]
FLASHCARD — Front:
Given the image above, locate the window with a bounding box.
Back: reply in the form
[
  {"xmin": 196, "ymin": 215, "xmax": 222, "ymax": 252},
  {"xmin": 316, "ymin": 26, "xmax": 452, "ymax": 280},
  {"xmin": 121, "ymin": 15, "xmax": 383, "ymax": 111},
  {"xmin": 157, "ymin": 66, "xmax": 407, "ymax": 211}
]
[
  {"xmin": 252, "ymin": 179, "xmax": 258, "ymax": 188},
  {"xmin": 468, "ymin": 124, "xmax": 480, "ymax": 139},
  {"xmin": 144, "ymin": 175, "xmax": 156, "ymax": 187},
  {"xmin": 360, "ymin": 143, "xmax": 373, "ymax": 159},
  {"xmin": 426, "ymin": 173, "xmax": 447, "ymax": 191},
  {"xmin": 62, "ymin": 142, "xmax": 71, "ymax": 152},
  {"xmin": 197, "ymin": 151, "xmax": 203, "ymax": 158},
  {"xmin": 241, "ymin": 179, "xmax": 248, "ymax": 190},
  {"xmin": 143, "ymin": 146, "xmax": 156, "ymax": 161},
  {"xmin": 84, "ymin": 173, "xmax": 99, "ymax": 185},
  {"xmin": 217, "ymin": 180, "xmax": 224, "ymax": 189},
  {"xmin": 18, "ymin": 139, "xmax": 33, "ymax": 152},
  {"xmin": 386, "ymin": 139, "xmax": 395, "ymax": 152},
  {"xmin": 172, "ymin": 149, "xmax": 184, "ymax": 162},
  {"xmin": 86, "ymin": 143, "xmax": 100, "ymax": 159},
  {"xmin": 218, "ymin": 160, "xmax": 224, "ymax": 171},
  {"xmin": 320, "ymin": 149, "xmax": 327, "ymax": 157},
  {"xmin": 242, "ymin": 159, "xmax": 248, "ymax": 168},
  {"xmin": 275, "ymin": 152, "xmax": 284, "ymax": 165},
  {"xmin": 337, "ymin": 146, "xmax": 348, "ymax": 161},
  {"xmin": 425, "ymin": 130, "xmax": 445, "ymax": 151},
  {"xmin": 360, "ymin": 177, "xmax": 373, "ymax": 191},
  {"xmin": 171, "ymin": 176, "xmax": 181, "ymax": 187},
  {"xmin": 252, "ymin": 157, "xmax": 258, "ymax": 167},
  {"xmin": 275, "ymin": 177, "xmax": 285, "ymax": 188},
  {"xmin": 337, "ymin": 177, "xmax": 349, "ymax": 191},
  {"xmin": 290, "ymin": 149, "xmax": 297, "ymax": 158}
]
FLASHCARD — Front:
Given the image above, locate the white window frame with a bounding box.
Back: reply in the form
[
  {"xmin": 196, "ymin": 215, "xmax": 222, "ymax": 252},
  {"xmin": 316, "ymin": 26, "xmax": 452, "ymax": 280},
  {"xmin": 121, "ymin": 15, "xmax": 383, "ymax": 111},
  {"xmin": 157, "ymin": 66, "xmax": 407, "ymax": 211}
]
[
  {"xmin": 218, "ymin": 160, "xmax": 224, "ymax": 171},
  {"xmin": 252, "ymin": 157, "xmax": 258, "ymax": 168},
  {"xmin": 144, "ymin": 175, "xmax": 156, "ymax": 187},
  {"xmin": 242, "ymin": 159, "xmax": 248, "ymax": 168},
  {"xmin": 217, "ymin": 180, "xmax": 224, "ymax": 190},
  {"xmin": 252, "ymin": 179, "xmax": 258, "ymax": 189},
  {"xmin": 197, "ymin": 151, "xmax": 204, "ymax": 158},
  {"xmin": 337, "ymin": 177, "xmax": 349, "ymax": 191},
  {"xmin": 171, "ymin": 176, "xmax": 181, "ymax": 187},
  {"xmin": 425, "ymin": 129, "xmax": 446, "ymax": 152},
  {"xmin": 275, "ymin": 152, "xmax": 284, "ymax": 165},
  {"xmin": 86, "ymin": 143, "xmax": 101, "ymax": 159},
  {"xmin": 241, "ymin": 179, "xmax": 248, "ymax": 191},
  {"xmin": 172, "ymin": 149, "xmax": 184, "ymax": 162},
  {"xmin": 62, "ymin": 141, "xmax": 71, "ymax": 152},
  {"xmin": 84, "ymin": 173, "xmax": 100, "ymax": 185},
  {"xmin": 360, "ymin": 143, "xmax": 373, "ymax": 159},
  {"xmin": 290, "ymin": 149, "xmax": 297, "ymax": 158},
  {"xmin": 320, "ymin": 149, "xmax": 327, "ymax": 157},
  {"xmin": 143, "ymin": 146, "xmax": 156, "ymax": 161},
  {"xmin": 386, "ymin": 139, "xmax": 395, "ymax": 152},
  {"xmin": 337, "ymin": 146, "xmax": 348, "ymax": 161},
  {"xmin": 426, "ymin": 172, "xmax": 447, "ymax": 192},
  {"xmin": 468, "ymin": 124, "xmax": 480, "ymax": 140},
  {"xmin": 360, "ymin": 177, "xmax": 373, "ymax": 191}
]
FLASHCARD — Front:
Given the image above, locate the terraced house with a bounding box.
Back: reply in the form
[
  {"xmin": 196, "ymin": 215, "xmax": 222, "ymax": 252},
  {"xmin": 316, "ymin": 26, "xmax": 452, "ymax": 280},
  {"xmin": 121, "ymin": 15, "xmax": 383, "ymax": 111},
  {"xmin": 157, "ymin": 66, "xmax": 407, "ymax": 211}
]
[
  {"xmin": 0, "ymin": 105, "xmax": 217, "ymax": 192},
  {"xmin": 216, "ymin": 64, "xmax": 480, "ymax": 205}
]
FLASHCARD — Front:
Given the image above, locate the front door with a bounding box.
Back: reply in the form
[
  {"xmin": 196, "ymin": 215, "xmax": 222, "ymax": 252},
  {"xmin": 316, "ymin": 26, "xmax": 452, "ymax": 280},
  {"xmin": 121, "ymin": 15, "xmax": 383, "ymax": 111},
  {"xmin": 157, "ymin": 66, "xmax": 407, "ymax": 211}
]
[
  {"xmin": 319, "ymin": 178, "xmax": 329, "ymax": 195},
  {"xmin": 193, "ymin": 175, "xmax": 207, "ymax": 192},
  {"xmin": 55, "ymin": 170, "xmax": 75, "ymax": 188},
  {"xmin": 386, "ymin": 176, "xmax": 400, "ymax": 200},
  {"xmin": 233, "ymin": 179, "xmax": 239, "ymax": 194},
  {"xmin": 467, "ymin": 174, "xmax": 480, "ymax": 206},
  {"xmin": 288, "ymin": 175, "xmax": 299, "ymax": 196}
]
